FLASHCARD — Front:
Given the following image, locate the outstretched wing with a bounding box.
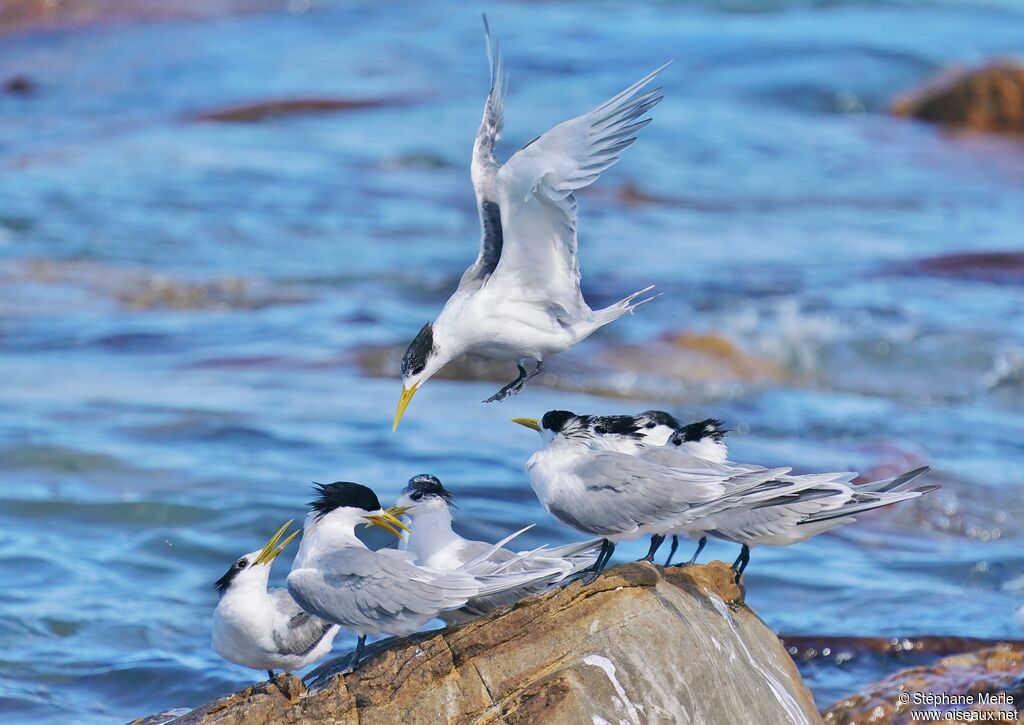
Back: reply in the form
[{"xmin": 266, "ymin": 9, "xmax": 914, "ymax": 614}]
[
  {"xmin": 460, "ymin": 15, "xmax": 508, "ymax": 289},
  {"xmin": 287, "ymin": 548, "xmax": 480, "ymax": 632},
  {"xmin": 268, "ymin": 588, "xmax": 337, "ymax": 657},
  {"xmin": 488, "ymin": 63, "xmax": 669, "ymax": 309}
]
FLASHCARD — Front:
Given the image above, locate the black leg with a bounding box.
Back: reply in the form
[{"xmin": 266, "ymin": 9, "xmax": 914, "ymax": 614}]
[
  {"xmin": 664, "ymin": 535, "xmax": 680, "ymax": 567},
  {"xmin": 641, "ymin": 534, "xmax": 664, "ymax": 562},
  {"xmin": 352, "ymin": 634, "xmax": 366, "ymax": 669},
  {"xmin": 526, "ymin": 360, "xmax": 544, "ymax": 381},
  {"xmin": 267, "ymin": 669, "xmax": 275, "ymax": 681},
  {"xmin": 730, "ymin": 544, "xmax": 750, "ymax": 582},
  {"xmin": 583, "ymin": 539, "xmax": 615, "ymax": 584},
  {"xmin": 687, "ymin": 536, "xmax": 707, "ymax": 565},
  {"xmin": 483, "ymin": 363, "xmax": 529, "ymax": 403}
]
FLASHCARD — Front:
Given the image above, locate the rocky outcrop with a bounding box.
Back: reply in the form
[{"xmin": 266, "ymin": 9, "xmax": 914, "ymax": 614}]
[
  {"xmin": 145, "ymin": 562, "xmax": 821, "ymax": 724},
  {"xmin": 891, "ymin": 61, "xmax": 1024, "ymax": 135},
  {"xmin": 824, "ymin": 644, "xmax": 1024, "ymax": 725}
]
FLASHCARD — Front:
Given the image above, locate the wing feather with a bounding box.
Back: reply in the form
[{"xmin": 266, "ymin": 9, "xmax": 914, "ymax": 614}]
[{"xmin": 489, "ymin": 62, "xmax": 669, "ymax": 308}]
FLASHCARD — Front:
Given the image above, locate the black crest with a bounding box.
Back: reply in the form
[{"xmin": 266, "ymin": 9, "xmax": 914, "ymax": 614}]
[
  {"xmin": 403, "ymin": 474, "xmax": 457, "ymax": 507},
  {"xmin": 401, "ymin": 323, "xmax": 434, "ymax": 377},
  {"xmin": 541, "ymin": 410, "xmax": 576, "ymax": 433},
  {"xmin": 678, "ymin": 418, "xmax": 728, "ymax": 442},
  {"xmin": 309, "ymin": 481, "xmax": 382, "ymax": 519},
  {"xmin": 589, "ymin": 414, "xmax": 643, "ymax": 437},
  {"xmin": 639, "ymin": 410, "xmax": 684, "ymax": 430}
]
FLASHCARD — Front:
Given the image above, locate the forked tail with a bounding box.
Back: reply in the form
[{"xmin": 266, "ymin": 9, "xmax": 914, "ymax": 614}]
[{"xmin": 589, "ymin": 284, "xmax": 657, "ymax": 331}]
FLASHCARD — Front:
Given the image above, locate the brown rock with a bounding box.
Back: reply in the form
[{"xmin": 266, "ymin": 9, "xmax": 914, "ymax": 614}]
[
  {"xmin": 153, "ymin": 562, "xmax": 821, "ymax": 724},
  {"xmin": 823, "ymin": 644, "xmax": 1024, "ymax": 725},
  {"xmin": 189, "ymin": 97, "xmax": 417, "ymax": 123},
  {"xmin": 891, "ymin": 61, "xmax": 1024, "ymax": 135}
]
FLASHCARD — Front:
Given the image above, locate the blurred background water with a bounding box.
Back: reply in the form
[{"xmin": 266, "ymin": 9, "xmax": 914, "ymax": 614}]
[{"xmin": 1, "ymin": 0, "xmax": 1023, "ymax": 722}]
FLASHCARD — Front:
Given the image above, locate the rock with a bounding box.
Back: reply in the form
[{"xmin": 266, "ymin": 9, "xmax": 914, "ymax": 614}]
[
  {"xmin": 823, "ymin": 644, "xmax": 1024, "ymax": 724},
  {"xmin": 3, "ymin": 75, "xmax": 35, "ymax": 96},
  {"xmin": 148, "ymin": 562, "xmax": 821, "ymax": 724},
  {"xmin": 897, "ymin": 252, "xmax": 1024, "ymax": 284},
  {"xmin": 891, "ymin": 61, "xmax": 1024, "ymax": 135},
  {"xmin": 188, "ymin": 97, "xmax": 417, "ymax": 123}
]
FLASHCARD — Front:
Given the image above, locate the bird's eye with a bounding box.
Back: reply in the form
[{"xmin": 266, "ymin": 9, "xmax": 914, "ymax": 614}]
[
  {"xmin": 236, "ymin": 559, "xmax": 247, "ymax": 570},
  {"xmin": 645, "ymin": 422, "xmax": 656, "ymax": 429},
  {"xmin": 672, "ymin": 438, "xmax": 682, "ymax": 446},
  {"xmin": 410, "ymin": 492, "xmax": 423, "ymax": 502},
  {"xmin": 594, "ymin": 426, "xmax": 606, "ymax": 434}
]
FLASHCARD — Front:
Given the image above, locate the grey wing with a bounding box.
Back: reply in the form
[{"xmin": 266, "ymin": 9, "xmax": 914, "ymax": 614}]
[
  {"xmin": 548, "ymin": 452, "xmax": 733, "ymax": 536},
  {"xmin": 490, "ymin": 63, "xmax": 668, "ymax": 308},
  {"xmin": 287, "ymin": 548, "xmax": 480, "ymax": 631},
  {"xmin": 268, "ymin": 588, "xmax": 336, "ymax": 657},
  {"xmin": 460, "ymin": 15, "xmax": 508, "ymax": 288}
]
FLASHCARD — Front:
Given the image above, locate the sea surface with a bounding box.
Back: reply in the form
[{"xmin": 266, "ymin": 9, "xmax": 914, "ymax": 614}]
[{"xmin": 1, "ymin": 1, "xmax": 1023, "ymax": 722}]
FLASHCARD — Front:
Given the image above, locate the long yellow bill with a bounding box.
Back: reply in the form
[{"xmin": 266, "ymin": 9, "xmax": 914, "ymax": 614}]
[
  {"xmin": 363, "ymin": 510, "xmax": 412, "ymax": 539},
  {"xmin": 386, "ymin": 505, "xmax": 410, "ymax": 517},
  {"xmin": 511, "ymin": 417, "xmax": 541, "ymax": 432},
  {"xmin": 392, "ymin": 383, "xmax": 419, "ymax": 432},
  {"xmin": 254, "ymin": 520, "xmax": 300, "ymax": 565}
]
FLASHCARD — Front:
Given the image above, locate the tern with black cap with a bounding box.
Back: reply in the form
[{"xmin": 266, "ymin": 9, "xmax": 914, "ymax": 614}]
[
  {"xmin": 287, "ymin": 481, "xmax": 563, "ymax": 670},
  {"xmin": 392, "ymin": 17, "xmax": 664, "ymax": 430},
  {"xmin": 390, "ymin": 473, "xmax": 600, "ymax": 622}
]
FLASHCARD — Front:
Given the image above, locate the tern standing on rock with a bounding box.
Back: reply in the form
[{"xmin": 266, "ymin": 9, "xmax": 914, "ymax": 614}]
[
  {"xmin": 286, "ymin": 482, "xmax": 567, "ymax": 670},
  {"xmin": 511, "ymin": 411, "xmax": 793, "ymax": 583},
  {"xmin": 393, "ymin": 18, "xmax": 666, "ymax": 430},
  {"xmin": 530, "ymin": 409, "xmax": 938, "ymax": 577},
  {"xmin": 391, "ymin": 473, "xmax": 600, "ymax": 622},
  {"xmin": 212, "ymin": 521, "xmax": 339, "ymax": 681}
]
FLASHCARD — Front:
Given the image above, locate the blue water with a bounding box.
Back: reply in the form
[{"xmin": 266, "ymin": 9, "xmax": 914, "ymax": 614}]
[{"xmin": 2, "ymin": 1, "xmax": 1023, "ymax": 722}]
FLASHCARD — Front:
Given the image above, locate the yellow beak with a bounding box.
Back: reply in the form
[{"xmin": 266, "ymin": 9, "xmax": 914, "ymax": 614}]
[
  {"xmin": 392, "ymin": 383, "xmax": 419, "ymax": 432},
  {"xmin": 363, "ymin": 510, "xmax": 412, "ymax": 539},
  {"xmin": 387, "ymin": 505, "xmax": 410, "ymax": 517},
  {"xmin": 254, "ymin": 520, "xmax": 300, "ymax": 565},
  {"xmin": 511, "ymin": 417, "xmax": 541, "ymax": 432}
]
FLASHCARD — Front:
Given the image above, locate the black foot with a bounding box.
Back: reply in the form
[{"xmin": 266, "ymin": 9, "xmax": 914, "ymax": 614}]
[
  {"xmin": 640, "ymin": 534, "xmax": 664, "ymax": 563},
  {"xmin": 581, "ymin": 539, "xmax": 615, "ymax": 584},
  {"xmin": 482, "ymin": 361, "xmax": 543, "ymax": 403},
  {"xmin": 730, "ymin": 544, "xmax": 750, "ymax": 582},
  {"xmin": 663, "ymin": 535, "xmax": 680, "ymax": 567},
  {"xmin": 687, "ymin": 536, "xmax": 707, "ymax": 565},
  {"xmin": 267, "ymin": 669, "xmax": 275, "ymax": 681}
]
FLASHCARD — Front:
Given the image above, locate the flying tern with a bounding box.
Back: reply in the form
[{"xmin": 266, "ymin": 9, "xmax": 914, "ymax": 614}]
[
  {"xmin": 213, "ymin": 520, "xmax": 339, "ymax": 681},
  {"xmin": 393, "ymin": 18, "xmax": 665, "ymax": 430},
  {"xmin": 390, "ymin": 473, "xmax": 600, "ymax": 622},
  {"xmin": 287, "ymin": 482, "xmax": 567, "ymax": 669}
]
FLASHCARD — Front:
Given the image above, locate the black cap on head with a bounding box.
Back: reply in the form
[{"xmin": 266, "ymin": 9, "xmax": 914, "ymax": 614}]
[
  {"xmin": 639, "ymin": 410, "xmax": 684, "ymax": 430},
  {"xmin": 678, "ymin": 418, "xmax": 727, "ymax": 442},
  {"xmin": 541, "ymin": 410, "xmax": 576, "ymax": 432},
  {"xmin": 309, "ymin": 481, "xmax": 382, "ymax": 519},
  {"xmin": 403, "ymin": 473, "xmax": 456, "ymax": 507},
  {"xmin": 401, "ymin": 323, "xmax": 434, "ymax": 377}
]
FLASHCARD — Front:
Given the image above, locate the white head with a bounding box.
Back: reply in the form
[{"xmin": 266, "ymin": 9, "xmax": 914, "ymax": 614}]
[
  {"xmin": 665, "ymin": 417, "xmax": 729, "ymax": 464},
  {"xmin": 215, "ymin": 520, "xmax": 298, "ymax": 599},
  {"xmin": 300, "ymin": 481, "xmax": 410, "ymax": 541},
  {"xmin": 391, "ymin": 473, "xmax": 457, "ymax": 521}
]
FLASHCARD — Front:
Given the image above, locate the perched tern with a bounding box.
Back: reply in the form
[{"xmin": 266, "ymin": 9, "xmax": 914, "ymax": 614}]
[
  {"xmin": 390, "ymin": 473, "xmax": 600, "ymax": 622},
  {"xmin": 393, "ymin": 18, "xmax": 665, "ymax": 429},
  {"xmin": 213, "ymin": 521, "xmax": 339, "ymax": 680},
  {"xmin": 531, "ymin": 409, "xmax": 938, "ymax": 577},
  {"xmin": 287, "ymin": 482, "xmax": 566, "ymax": 669},
  {"xmin": 511, "ymin": 411, "xmax": 793, "ymax": 582}
]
